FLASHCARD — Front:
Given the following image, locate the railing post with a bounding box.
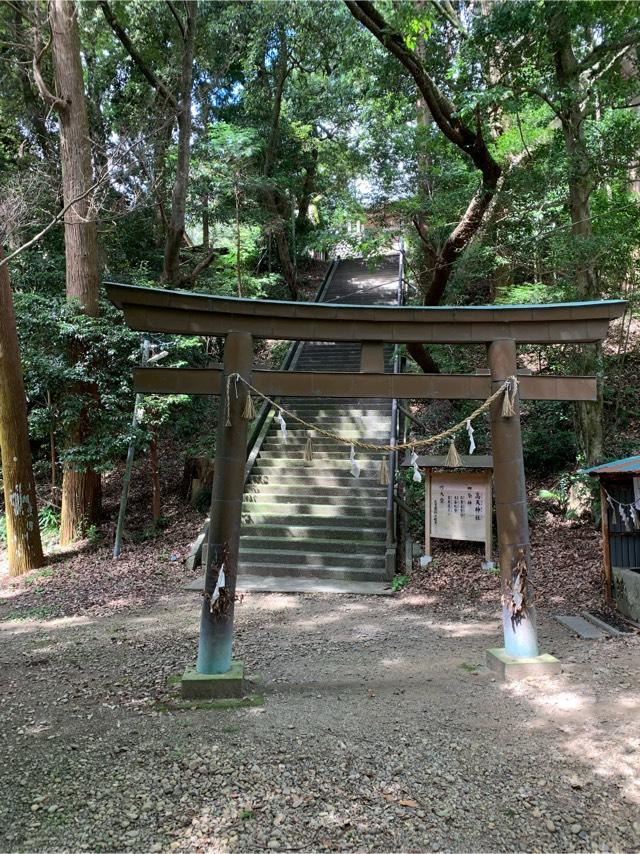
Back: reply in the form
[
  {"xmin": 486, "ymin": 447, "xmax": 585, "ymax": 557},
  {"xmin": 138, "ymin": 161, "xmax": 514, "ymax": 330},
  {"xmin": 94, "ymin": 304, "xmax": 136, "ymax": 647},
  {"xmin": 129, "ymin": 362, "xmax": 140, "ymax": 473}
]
[
  {"xmin": 487, "ymin": 338, "xmax": 539, "ymax": 658},
  {"xmin": 385, "ymin": 247, "xmax": 405, "ymax": 579},
  {"xmin": 113, "ymin": 336, "xmax": 150, "ymax": 559},
  {"xmin": 196, "ymin": 330, "xmax": 253, "ymax": 676}
]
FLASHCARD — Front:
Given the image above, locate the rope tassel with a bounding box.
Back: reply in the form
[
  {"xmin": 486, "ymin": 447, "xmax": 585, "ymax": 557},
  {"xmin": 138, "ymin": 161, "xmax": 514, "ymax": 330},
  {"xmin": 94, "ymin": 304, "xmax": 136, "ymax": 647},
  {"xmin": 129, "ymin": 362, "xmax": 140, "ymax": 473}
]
[
  {"xmin": 410, "ymin": 450, "xmax": 422, "ymax": 483},
  {"xmin": 242, "ymin": 394, "xmax": 256, "ymax": 421},
  {"xmin": 350, "ymin": 444, "xmax": 360, "ymax": 479},
  {"xmin": 501, "ymin": 377, "xmax": 518, "ymax": 418},
  {"xmin": 445, "ymin": 439, "xmax": 461, "ymax": 468},
  {"xmin": 379, "ymin": 457, "xmax": 389, "ymax": 485},
  {"xmin": 209, "ymin": 563, "xmax": 226, "ymax": 613},
  {"xmin": 466, "ymin": 419, "xmax": 476, "ymax": 455},
  {"xmin": 304, "ymin": 436, "xmax": 314, "ymax": 464},
  {"xmin": 277, "ymin": 410, "xmax": 288, "ymax": 441}
]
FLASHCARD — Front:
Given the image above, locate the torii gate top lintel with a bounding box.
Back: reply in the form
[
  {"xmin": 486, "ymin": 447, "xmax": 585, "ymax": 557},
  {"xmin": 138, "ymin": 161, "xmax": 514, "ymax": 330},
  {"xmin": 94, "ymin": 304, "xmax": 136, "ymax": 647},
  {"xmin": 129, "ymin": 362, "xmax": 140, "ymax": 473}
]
[{"xmin": 106, "ymin": 282, "xmax": 626, "ymax": 345}]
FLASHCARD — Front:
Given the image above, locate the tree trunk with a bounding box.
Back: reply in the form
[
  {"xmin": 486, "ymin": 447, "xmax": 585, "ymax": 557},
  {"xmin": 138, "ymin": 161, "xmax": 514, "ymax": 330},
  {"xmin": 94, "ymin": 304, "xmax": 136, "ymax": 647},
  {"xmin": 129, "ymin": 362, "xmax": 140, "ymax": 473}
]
[
  {"xmin": 0, "ymin": 249, "xmax": 44, "ymax": 575},
  {"xmin": 161, "ymin": 1, "xmax": 197, "ymax": 285},
  {"xmin": 269, "ymin": 201, "xmax": 297, "ymax": 299},
  {"xmin": 152, "ymin": 112, "xmax": 172, "ymax": 247},
  {"xmin": 47, "ymin": 0, "xmax": 102, "ymax": 544},
  {"xmin": 547, "ymin": 4, "xmax": 602, "ymax": 464},
  {"xmin": 234, "ymin": 183, "xmax": 243, "ymax": 297},
  {"xmin": 202, "ymin": 193, "xmax": 210, "ymax": 249},
  {"xmin": 296, "ymin": 148, "xmax": 318, "ymax": 232}
]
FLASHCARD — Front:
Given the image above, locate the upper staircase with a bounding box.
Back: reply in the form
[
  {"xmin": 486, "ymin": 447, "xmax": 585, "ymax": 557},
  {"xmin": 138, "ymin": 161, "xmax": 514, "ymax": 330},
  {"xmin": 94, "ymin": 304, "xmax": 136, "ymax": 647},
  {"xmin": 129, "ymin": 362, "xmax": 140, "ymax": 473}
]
[{"xmin": 238, "ymin": 256, "xmax": 399, "ymax": 592}]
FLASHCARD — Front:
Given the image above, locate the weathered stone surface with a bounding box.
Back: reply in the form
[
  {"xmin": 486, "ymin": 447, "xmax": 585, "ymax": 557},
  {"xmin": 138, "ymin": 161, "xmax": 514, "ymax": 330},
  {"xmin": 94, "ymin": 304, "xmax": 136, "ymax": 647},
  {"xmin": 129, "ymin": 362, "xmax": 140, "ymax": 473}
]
[
  {"xmin": 555, "ymin": 615, "xmax": 605, "ymax": 640},
  {"xmin": 611, "ymin": 567, "xmax": 640, "ymax": 622},
  {"xmin": 181, "ymin": 661, "xmax": 244, "ymax": 699},
  {"xmin": 486, "ymin": 648, "xmax": 561, "ymax": 681}
]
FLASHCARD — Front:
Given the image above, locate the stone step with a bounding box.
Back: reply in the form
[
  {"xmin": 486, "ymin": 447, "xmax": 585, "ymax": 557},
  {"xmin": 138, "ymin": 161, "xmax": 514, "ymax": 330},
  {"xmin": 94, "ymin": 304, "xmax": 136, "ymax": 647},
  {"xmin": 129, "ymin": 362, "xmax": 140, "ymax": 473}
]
[
  {"xmin": 249, "ymin": 473, "xmax": 381, "ymax": 488},
  {"xmin": 251, "ymin": 462, "xmax": 383, "ymax": 476},
  {"xmin": 257, "ymin": 450, "xmax": 386, "ymax": 461},
  {"xmin": 239, "ymin": 547, "xmax": 385, "ymax": 568},
  {"xmin": 239, "ymin": 534, "xmax": 384, "ymax": 554},
  {"xmin": 245, "ymin": 484, "xmax": 386, "ymax": 499},
  {"xmin": 203, "ymin": 543, "xmax": 385, "ymax": 569},
  {"xmin": 241, "ymin": 501, "xmax": 386, "ymax": 516},
  {"xmin": 237, "ymin": 562, "xmax": 386, "ymax": 582},
  {"xmin": 268, "ymin": 431, "xmax": 389, "ymax": 440},
  {"xmin": 555, "ymin": 615, "xmax": 606, "ymax": 640},
  {"xmin": 274, "ymin": 416, "xmax": 390, "ymax": 425},
  {"xmin": 297, "ymin": 352, "xmax": 362, "ymax": 357},
  {"xmin": 280, "ymin": 405, "xmax": 391, "ymax": 413},
  {"xmin": 241, "ymin": 511, "xmax": 385, "ymax": 528},
  {"xmin": 226, "ymin": 259, "xmax": 399, "ymax": 589},
  {"xmin": 261, "ymin": 436, "xmax": 385, "ymax": 449},
  {"xmin": 240, "ymin": 523, "xmax": 386, "ymax": 542},
  {"xmin": 281, "ymin": 398, "xmax": 390, "ymax": 406}
]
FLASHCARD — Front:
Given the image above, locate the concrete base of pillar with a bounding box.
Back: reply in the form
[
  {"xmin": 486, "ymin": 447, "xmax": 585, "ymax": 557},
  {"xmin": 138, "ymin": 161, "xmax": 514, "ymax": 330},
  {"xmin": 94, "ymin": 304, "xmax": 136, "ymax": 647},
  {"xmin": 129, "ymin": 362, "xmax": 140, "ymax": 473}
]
[
  {"xmin": 181, "ymin": 661, "xmax": 244, "ymax": 699},
  {"xmin": 486, "ymin": 648, "xmax": 561, "ymax": 682}
]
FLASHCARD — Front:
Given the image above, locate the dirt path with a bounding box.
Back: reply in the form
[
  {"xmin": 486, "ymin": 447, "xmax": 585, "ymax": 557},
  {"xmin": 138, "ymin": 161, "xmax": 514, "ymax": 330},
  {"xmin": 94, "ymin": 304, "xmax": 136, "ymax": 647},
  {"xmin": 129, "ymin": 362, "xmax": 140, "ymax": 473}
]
[{"xmin": 1, "ymin": 590, "xmax": 638, "ymax": 852}]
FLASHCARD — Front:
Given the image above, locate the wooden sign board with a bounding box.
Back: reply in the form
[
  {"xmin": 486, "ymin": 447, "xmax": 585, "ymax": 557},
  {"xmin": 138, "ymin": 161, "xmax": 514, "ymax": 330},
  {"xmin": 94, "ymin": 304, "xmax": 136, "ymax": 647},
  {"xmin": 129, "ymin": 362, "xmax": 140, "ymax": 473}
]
[{"xmin": 425, "ymin": 470, "xmax": 493, "ymax": 560}]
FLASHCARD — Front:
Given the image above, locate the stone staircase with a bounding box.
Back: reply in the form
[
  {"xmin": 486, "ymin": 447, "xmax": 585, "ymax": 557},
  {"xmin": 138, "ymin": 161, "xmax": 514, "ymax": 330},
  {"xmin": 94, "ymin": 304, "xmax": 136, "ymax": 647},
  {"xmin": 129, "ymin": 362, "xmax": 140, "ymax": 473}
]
[{"xmin": 237, "ymin": 257, "xmax": 399, "ymax": 591}]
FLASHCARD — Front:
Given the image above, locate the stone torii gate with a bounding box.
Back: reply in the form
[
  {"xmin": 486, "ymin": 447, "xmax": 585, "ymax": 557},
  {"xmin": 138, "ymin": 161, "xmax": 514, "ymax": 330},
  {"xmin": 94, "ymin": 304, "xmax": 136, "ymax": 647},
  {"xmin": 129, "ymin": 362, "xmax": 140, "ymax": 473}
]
[{"xmin": 107, "ymin": 281, "xmax": 625, "ymax": 693}]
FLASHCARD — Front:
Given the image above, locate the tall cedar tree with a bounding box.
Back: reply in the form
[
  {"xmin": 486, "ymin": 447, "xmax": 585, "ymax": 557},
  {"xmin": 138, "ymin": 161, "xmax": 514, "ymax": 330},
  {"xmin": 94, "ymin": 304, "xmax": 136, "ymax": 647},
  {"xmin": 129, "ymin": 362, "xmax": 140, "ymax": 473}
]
[
  {"xmin": 0, "ymin": 248, "xmax": 44, "ymax": 574},
  {"xmin": 35, "ymin": 0, "xmax": 101, "ymax": 543}
]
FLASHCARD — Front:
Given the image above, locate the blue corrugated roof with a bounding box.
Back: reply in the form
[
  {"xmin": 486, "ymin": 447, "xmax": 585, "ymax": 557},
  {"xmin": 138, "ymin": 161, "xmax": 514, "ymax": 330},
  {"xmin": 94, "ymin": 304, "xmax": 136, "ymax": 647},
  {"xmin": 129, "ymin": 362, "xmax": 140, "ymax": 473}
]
[{"xmin": 582, "ymin": 455, "xmax": 640, "ymax": 475}]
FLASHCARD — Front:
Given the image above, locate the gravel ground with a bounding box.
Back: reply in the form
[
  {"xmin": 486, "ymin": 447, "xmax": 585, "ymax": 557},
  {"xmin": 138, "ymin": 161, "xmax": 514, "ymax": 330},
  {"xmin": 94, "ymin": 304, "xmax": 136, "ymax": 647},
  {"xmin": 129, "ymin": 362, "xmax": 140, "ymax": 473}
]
[{"xmin": 1, "ymin": 590, "xmax": 639, "ymax": 853}]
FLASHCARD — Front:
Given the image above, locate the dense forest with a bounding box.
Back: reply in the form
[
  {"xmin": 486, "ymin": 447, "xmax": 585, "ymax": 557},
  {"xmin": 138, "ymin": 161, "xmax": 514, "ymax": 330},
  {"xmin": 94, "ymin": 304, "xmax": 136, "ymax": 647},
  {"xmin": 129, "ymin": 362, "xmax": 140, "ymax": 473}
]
[{"xmin": 1, "ymin": 0, "xmax": 639, "ymax": 577}]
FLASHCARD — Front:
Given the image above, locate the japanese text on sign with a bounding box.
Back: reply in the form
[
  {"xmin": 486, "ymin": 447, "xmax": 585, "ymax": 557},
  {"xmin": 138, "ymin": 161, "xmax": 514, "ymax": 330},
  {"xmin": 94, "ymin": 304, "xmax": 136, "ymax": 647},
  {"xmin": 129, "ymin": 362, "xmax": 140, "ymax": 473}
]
[{"xmin": 431, "ymin": 474, "xmax": 488, "ymax": 543}]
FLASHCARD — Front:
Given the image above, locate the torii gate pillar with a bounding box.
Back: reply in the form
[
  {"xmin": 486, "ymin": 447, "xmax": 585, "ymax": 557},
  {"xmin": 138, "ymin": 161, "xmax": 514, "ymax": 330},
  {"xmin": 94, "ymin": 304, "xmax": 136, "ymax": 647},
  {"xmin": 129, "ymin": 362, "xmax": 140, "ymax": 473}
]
[
  {"xmin": 487, "ymin": 339, "xmax": 558, "ymax": 677},
  {"xmin": 182, "ymin": 331, "xmax": 253, "ymax": 698}
]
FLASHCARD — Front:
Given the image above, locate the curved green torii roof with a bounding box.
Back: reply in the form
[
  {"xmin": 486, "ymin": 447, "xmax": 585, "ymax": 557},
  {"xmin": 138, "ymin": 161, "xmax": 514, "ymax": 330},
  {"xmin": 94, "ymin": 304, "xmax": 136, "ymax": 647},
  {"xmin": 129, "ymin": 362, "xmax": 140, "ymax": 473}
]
[{"xmin": 106, "ymin": 282, "xmax": 626, "ymax": 345}]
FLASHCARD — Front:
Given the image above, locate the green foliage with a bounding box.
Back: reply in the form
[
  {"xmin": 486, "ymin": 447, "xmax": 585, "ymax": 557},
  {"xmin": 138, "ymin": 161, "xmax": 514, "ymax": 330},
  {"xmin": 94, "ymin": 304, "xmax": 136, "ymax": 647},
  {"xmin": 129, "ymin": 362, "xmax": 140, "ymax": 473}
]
[
  {"xmin": 14, "ymin": 293, "xmax": 140, "ymax": 473},
  {"xmin": 392, "ymin": 574, "xmax": 410, "ymax": 592},
  {"xmin": 522, "ymin": 402, "xmax": 577, "ymax": 473},
  {"xmin": 0, "ymin": 506, "xmax": 60, "ymax": 546},
  {"xmin": 2, "ymin": 605, "xmax": 61, "ymax": 622}
]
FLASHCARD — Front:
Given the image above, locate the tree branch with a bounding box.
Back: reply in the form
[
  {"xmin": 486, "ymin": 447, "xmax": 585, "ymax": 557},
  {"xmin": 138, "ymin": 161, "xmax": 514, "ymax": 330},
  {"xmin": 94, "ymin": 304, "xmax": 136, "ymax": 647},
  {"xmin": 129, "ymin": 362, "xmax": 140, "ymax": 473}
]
[
  {"xmin": 183, "ymin": 247, "xmax": 227, "ymax": 284},
  {"xmin": 31, "ymin": 16, "xmax": 68, "ymax": 112},
  {"xmin": 345, "ymin": 0, "xmax": 502, "ymax": 190},
  {"xmin": 429, "ymin": 0, "xmax": 467, "ymax": 38},
  {"xmin": 6, "ymin": 0, "xmax": 36, "ymax": 27},
  {"xmin": 523, "ymin": 86, "xmax": 563, "ymax": 120},
  {"xmin": 98, "ymin": 1, "xmax": 178, "ymax": 111},
  {"xmin": 166, "ymin": 0, "xmax": 186, "ymax": 41},
  {"xmin": 0, "ymin": 170, "xmax": 111, "ymax": 270},
  {"xmin": 345, "ymin": 1, "xmax": 465, "ymax": 146},
  {"xmin": 578, "ymin": 29, "xmax": 640, "ymax": 75}
]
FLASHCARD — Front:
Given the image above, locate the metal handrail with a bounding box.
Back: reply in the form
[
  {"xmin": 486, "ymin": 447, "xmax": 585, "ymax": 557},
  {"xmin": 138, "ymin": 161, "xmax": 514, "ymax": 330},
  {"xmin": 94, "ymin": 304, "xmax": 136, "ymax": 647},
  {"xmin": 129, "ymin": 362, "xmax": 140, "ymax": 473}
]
[
  {"xmin": 244, "ymin": 257, "xmax": 339, "ymax": 484},
  {"xmin": 385, "ymin": 244, "xmax": 405, "ymax": 575}
]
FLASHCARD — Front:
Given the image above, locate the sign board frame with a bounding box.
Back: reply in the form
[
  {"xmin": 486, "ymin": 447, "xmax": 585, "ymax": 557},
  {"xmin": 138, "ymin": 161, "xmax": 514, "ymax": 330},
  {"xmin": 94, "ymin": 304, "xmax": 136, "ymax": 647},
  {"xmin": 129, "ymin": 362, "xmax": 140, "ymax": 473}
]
[{"xmin": 425, "ymin": 470, "xmax": 493, "ymax": 561}]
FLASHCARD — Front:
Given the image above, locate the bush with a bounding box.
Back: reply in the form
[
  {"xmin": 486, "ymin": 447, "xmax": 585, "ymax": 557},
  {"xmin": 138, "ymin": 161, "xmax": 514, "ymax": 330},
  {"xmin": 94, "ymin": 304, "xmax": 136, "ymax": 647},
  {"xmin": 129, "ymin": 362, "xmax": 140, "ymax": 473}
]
[{"xmin": 522, "ymin": 401, "xmax": 576, "ymax": 472}]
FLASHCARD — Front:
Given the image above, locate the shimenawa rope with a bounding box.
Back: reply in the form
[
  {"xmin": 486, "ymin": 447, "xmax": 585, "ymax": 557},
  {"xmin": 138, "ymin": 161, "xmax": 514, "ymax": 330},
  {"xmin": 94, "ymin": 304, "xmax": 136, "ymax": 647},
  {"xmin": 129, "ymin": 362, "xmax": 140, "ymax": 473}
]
[{"xmin": 225, "ymin": 372, "xmax": 518, "ymax": 453}]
